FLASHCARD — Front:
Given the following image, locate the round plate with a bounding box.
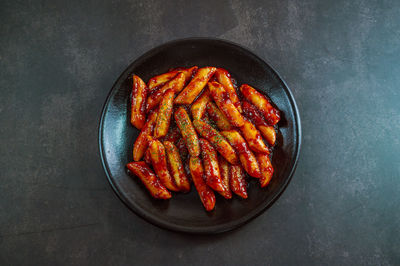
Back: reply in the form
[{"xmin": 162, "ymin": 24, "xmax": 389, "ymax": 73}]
[{"xmin": 99, "ymin": 38, "xmax": 301, "ymax": 234}]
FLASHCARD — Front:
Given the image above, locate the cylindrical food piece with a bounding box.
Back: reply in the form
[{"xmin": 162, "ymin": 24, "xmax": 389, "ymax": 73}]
[
  {"xmin": 154, "ymin": 89, "xmax": 175, "ymax": 138},
  {"xmin": 230, "ymin": 165, "xmax": 248, "ymax": 199},
  {"xmin": 189, "ymin": 156, "xmax": 216, "ymax": 211},
  {"xmin": 131, "ymin": 75, "xmax": 148, "ymax": 129},
  {"xmin": 214, "ymin": 68, "xmax": 242, "ymax": 112},
  {"xmin": 240, "ymin": 84, "xmax": 280, "ymax": 125},
  {"xmin": 176, "ymin": 137, "xmax": 189, "ymax": 160},
  {"xmin": 239, "ymin": 119, "xmax": 270, "ymax": 154},
  {"xmin": 144, "ymin": 148, "xmax": 151, "ymax": 165},
  {"xmin": 258, "ymin": 125, "xmax": 276, "ymax": 146},
  {"xmin": 242, "ymin": 100, "xmax": 277, "ymax": 145},
  {"xmin": 206, "ymin": 102, "xmax": 233, "ymax": 131},
  {"xmin": 147, "ymin": 70, "xmax": 179, "ymax": 92},
  {"xmin": 174, "ymin": 67, "xmax": 216, "ymax": 105},
  {"xmin": 133, "ymin": 111, "xmax": 158, "ymax": 161},
  {"xmin": 192, "ymin": 119, "xmax": 238, "ymax": 165},
  {"xmin": 146, "ymin": 72, "xmax": 186, "ymax": 112},
  {"xmin": 174, "ymin": 107, "xmax": 200, "ymax": 157},
  {"xmin": 200, "ymin": 138, "xmax": 225, "ymax": 192},
  {"xmin": 256, "ymin": 153, "xmax": 274, "ymax": 187},
  {"xmin": 126, "ymin": 161, "xmax": 171, "ymax": 199},
  {"xmin": 220, "ymin": 130, "xmax": 261, "ymax": 178},
  {"xmin": 163, "ymin": 141, "xmax": 190, "ymax": 192},
  {"xmin": 191, "ymin": 89, "xmax": 210, "ymax": 120},
  {"xmin": 218, "ymin": 156, "xmax": 232, "ymax": 199},
  {"xmin": 208, "ymin": 81, "xmax": 245, "ymax": 127},
  {"xmin": 148, "ymin": 140, "xmax": 179, "ymax": 191}
]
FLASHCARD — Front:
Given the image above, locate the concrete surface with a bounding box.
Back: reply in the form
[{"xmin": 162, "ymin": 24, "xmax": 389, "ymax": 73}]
[{"xmin": 0, "ymin": 0, "xmax": 399, "ymax": 265}]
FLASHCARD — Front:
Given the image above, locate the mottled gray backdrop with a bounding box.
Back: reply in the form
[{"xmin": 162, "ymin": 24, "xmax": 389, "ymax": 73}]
[{"xmin": 0, "ymin": 0, "xmax": 399, "ymax": 265}]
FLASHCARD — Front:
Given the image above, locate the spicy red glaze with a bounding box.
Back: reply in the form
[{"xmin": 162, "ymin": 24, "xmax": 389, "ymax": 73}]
[
  {"xmin": 133, "ymin": 111, "xmax": 158, "ymax": 161},
  {"xmin": 163, "ymin": 141, "xmax": 191, "ymax": 192},
  {"xmin": 189, "ymin": 156, "xmax": 216, "ymax": 211},
  {"xmin": 239, "ymin": 118, "xmax": 270, "ymax": 154},
  {"xmin": 126, "ymin": 161, "xmax": 172, "ymax": 199},
  {"xmin": 174, "ymin": 107, "xmax": 200, "ymax": 157},
  {"xmin": 206, "ymin": 102, "xmax": 233, "ymax": 131},
  {"xmin": 154, "ymin": 89, "xmax": 175, "ymax": 138},
  {"xmin": 146, "ymin": 72, "xmax": 186, "ymax": 112},
  {"xmin": 240, "ymin": 84, "xmax": 280, "ymax": 125},
  {"xmin": 144, "ymin": 148, "xmax": 151, "ymax": 165},
  {"xmin": 242, "ymin": 101, "xmax": 276, "ymax": 146},
  {"xmin": 147, "ymin": 70, "xmax": 179, "ymax": 92},
  {"xmin": 214, "ymin": 68, "xmax": 242, "ymax": 113},
  {"xmin": 200, "ymin": 138, "xmax": 225, "ymax": 192},
  {"xmin": 220, "ymin": 130, "xmax": 262, "ymax": 178},
  {"xmin": 230, "ymin": 164, "xmax": 248, "ymax": 199},
  {"xmin": 131, "ymin": 75, "xmax": 148, "ymax": 129},
  {"xmin": 256, "ymin": 153, "xmax": 274, "ymax": 188},
  {"xmin": 218, "ymin": 156, "xmax": 232, "ymax": 199},
  {"xmin": 176, "ymin": 138, "xmax": 189, "ymax": 160},
  {"xmin": 160, "ymin": 126, "xmax": 181, "ymax": 144},
  {"xmin": 192, "ymin": 119, "xmax": 239, "ymax": 165},
  {"xmin": 208, "ymin": 81, "xmax": 245, "ymax": 127},
  {"xmin": 148, "ymin": 140, "xmax": 179, "ymax": 191},
  {"xmin": 191, "ymin": 88, "xmax": 210, "ymax": 120},
  {"xmin": 174, "ymin": 67, "xmax": 216, "ymax": 105}
]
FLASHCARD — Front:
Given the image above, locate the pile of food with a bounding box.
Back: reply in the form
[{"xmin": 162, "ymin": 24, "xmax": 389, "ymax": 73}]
[{"xmin": 126, "ymin": 66, "xmax": 280, "ymax": 211}]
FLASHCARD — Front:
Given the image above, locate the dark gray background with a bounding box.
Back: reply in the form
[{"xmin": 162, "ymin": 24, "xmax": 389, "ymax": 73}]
[{"xmin": 1, "ymin": 0, "xmax": 399, "ymax": 265}]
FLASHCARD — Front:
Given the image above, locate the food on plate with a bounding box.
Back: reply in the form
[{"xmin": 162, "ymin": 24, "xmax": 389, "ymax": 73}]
[
  {"xmin": 131, "ymin": 75, "xmax": 148, "ymax": 129},
  {"xmin": 163, "ymin": 141, "xmax": 191, "ymax": 192},
  {"xmin": 220, "ymin": 130, "xmax": 261, "ymax": 178},
  {"xmin": 148, "ymin": 139, "xmax": 179, "ymax": 191},
  {"xmin": 229, "ymin": 165, "xmax": 248, "ymax": 199},
  {"xmin": 214, "ymin": 68, "xmax": 242, "ymax": 113},
  {"xmin": 153, "ymin": 89, "xmax": 174, "ymax": 138},
  {"xmin": 193, "ymin": 119, "xmax": 238, "ymax": 165},
  {"xmin": 189, "ymin": 156, "xmax": 216, "ymax": 211},
  {"xmin": 240, "ymin": 84, "xmax": 280, "ymax": 125},
  {"xmin": 200, "ymin": 138, "xmax": 225, "ymax": 192},
  {"xmin": 206, "ymin": 102, "xmax": 233, "ymax": 131},
  {"xmin": 126, "ymin": 66, "xmax": 280, "ymax": 211},
  {"xmin": 126, "ymin": 161, "xmax": 171, "ymax": 199},
  {"xmin": 174, "ymin": 67, "xmax": 216, "ymax": 105},
  {"xmin": 208, "ymin": 81, "xmax": 245, "ymax": 127},
  {"xmin": 174, "ymin": 107, "xmax": 200, "ymax": 157}
]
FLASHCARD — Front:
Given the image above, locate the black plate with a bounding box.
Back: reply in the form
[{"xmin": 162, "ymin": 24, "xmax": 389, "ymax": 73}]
[{"xmin": 99, "ymin": 38, "xmax": 301, "ymax": 234}]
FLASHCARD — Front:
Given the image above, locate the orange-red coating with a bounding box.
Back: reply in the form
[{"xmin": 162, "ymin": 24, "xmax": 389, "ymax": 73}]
[
  {"xmin": 214, "ymin": 68, "xmax": 242, "ymax": 112},
  {"xmin": 133, "ymin": 111, "xmax": 158, "ymax": 161},
  {"xmin": 230, "ymin": 165, "xmax": 248, "ymax": 199},
  {"xmin": 148, "ymin": 139, "xmax": 179, "ymax": 191},
  {"xmin": 240, "ymin": 84, "xmax": 280, "ymax": 125},
  {"xmin": 256, "ymin": 153, "xmax": 274, "ymax": 187},
  {"xmin": 174, "ymin": 67, "xmax": 216, "ymax": 105},
  {"xmin": 154, "ymin": 89, "xmax": 175, "ymax": 138},
  {"xmin": 164, "ymin": 141, "xmax": 190, "ymax": 192},
  {"xmin": 189, "ymin": 156, "xmax": 216, "ymax": 211},
  {"xmin": 218, "ymin": 156, "xmax": 232, "ymax": 199},
  {"xmin": 147, "ymin": 70, "xmax": 179, "ymax": 92},
  {"xmin": 206, "ymin": 102, "xmax": 233, "ymax": 131},
  {"xmin": 191, "ymin": 89, "xmax": 210, "ymax": 120},
  {"xmin": 146, "ymin": 72, "xmax": 186, "ymax": 112},
  {"xmin": 239, "ymin": 119, "xmax": 270, "ymax": 154},
  {"xmin": 174, "ymin": 107, "xmax": 200, "ymax": 157},
  {"xmin": 126, "ymin": 161, "xmax": 171, "ymax": 199},
  {"xmin": 200, "ymin": 138, "xmax": 225, "ymax": 192},
  {"xmin": 220, "ymin": 130, "xmax": 261, "ymax": 178},
  {"xmin": 192, "ymin": 119, "xmax": 238, "ymax": 165},
  {"xmin": 131, "ymin": 75, "xmax": 148, "ymax": 129},
  {"xmin": 208, "ymin": 81, "xmax": 245, "ymax": 127}
]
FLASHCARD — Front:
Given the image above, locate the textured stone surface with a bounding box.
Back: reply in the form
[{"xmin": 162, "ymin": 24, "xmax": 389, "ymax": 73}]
[{"xmin": 1, "ymin": 0, "xmax": 399, "ymax": 265}]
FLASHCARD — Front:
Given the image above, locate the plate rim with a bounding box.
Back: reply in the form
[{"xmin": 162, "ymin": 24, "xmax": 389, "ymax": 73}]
[{"xmin": 98, "ymin": 37, "xmax": 302, "ymax": 234}]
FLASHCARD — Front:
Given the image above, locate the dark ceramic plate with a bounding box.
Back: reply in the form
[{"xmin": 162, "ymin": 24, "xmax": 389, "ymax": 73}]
[{"xmin": 99, "ymin": 38, "xmax": 301, "ymax": 234}]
